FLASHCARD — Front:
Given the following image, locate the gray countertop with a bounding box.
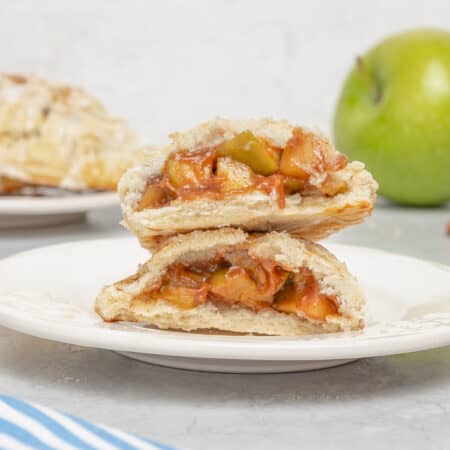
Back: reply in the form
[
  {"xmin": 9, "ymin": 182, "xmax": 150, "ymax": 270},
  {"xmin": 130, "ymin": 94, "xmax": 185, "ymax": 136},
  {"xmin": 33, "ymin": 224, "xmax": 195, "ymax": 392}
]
[{"xmin": 1, "ymin": 203, "xmax": 449, "ymax": 450}]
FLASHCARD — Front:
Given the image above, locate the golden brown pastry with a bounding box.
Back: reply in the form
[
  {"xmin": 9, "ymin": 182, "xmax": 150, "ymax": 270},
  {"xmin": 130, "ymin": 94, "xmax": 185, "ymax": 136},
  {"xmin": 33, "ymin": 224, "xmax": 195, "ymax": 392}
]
[
  {"xmin": 95, "ymin": 229, "xmax": 365, "ymax": 335},
  {"xmin": 119, "ymin": 118, "xmax": 377, "ymax": 248},
  {"xmin": 0, "ymin": 73, "xmax": 140, "ymax": 191}
]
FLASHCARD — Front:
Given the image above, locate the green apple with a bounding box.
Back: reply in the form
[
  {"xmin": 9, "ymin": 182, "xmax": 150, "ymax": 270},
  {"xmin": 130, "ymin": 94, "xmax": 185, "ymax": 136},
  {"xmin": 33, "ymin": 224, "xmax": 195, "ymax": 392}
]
[{"xmin": 333, "ymin": 28, "xmax": 450, "ymax": 206}]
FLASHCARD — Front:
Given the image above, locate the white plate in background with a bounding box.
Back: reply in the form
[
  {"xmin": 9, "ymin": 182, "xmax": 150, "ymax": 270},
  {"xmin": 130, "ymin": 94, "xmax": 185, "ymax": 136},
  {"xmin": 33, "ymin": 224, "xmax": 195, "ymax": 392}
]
[
  {"xmin": 0, "ymin": 238, "xmax": 449, "ymax": 373},
  {"xmin": 0, "ymin": 191, "xmax": 118, "ymax": 228}
]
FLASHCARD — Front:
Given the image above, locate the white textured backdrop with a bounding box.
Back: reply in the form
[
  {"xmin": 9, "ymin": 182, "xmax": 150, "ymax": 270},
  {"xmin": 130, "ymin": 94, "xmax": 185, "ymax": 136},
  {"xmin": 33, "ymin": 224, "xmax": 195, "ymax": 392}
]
[{"xmin": 1, "ymin": 0, "xmax": 449, "ymax": 143}]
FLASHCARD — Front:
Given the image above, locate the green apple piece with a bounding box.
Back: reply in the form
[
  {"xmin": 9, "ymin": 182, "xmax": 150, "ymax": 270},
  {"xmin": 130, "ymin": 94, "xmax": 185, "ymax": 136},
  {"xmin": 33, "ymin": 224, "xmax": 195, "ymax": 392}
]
[
  {"xmin": 217, "ymin": 131, "xmax": 279, "ymax": 176},
  {"xmin": 334, "ymin": 28, "xmax": 450, "ymax": 206}
]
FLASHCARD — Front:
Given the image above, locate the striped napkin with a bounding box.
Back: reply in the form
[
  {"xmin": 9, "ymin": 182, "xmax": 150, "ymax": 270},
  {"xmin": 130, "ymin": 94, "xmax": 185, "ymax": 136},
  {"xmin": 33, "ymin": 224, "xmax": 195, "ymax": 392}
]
[{"xmin": 0, "ymin": 396, "xmax": 178, "ymax": 450}]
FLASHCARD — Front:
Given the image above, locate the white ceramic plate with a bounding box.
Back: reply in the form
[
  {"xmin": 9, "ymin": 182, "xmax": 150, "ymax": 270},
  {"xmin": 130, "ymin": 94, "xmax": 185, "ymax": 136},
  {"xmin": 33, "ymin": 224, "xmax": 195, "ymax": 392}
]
[
  {"xmin": 0, "ymin": 238, "xmax": 449, "ymax": 373},
  {"xmin": 0, "ymin": 191, "xmax": 119, "ymax": 228}
]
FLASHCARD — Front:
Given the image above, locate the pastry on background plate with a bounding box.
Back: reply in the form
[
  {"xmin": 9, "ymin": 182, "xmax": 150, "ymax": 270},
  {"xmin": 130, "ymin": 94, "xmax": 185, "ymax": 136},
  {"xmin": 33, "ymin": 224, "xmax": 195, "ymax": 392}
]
[
  {"xmin": 95, "ymin": 229, "xmax": 365, "ymax": 335},
  {"xmin": 119, "ymin": 118, "xmax": 377, "ymax": 248},
  {"xmin": 0, "ymin": 73, "xmax": 140, "ymax": 192},
  {"xmin": 0, "ymin": 176, "xmax": 24, "ymax": 194}
]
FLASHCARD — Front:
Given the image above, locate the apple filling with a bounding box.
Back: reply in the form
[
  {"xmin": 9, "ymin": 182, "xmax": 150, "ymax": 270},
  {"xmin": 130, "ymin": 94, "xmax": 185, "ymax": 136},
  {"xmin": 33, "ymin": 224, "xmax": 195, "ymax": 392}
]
[
  {"xmin": 137, "ymin": 128, "xmax": 348, "ymax": 210},
  {"xmin": 136, "ymin": 249, "xmax": 339, "ymax": 323}
]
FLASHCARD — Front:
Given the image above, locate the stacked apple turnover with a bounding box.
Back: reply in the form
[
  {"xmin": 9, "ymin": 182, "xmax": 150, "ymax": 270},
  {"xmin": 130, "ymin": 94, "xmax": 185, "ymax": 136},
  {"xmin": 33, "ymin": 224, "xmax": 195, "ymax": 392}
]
[{"xmin": 96, "ymin": 118, "xmax": 377, "ymax": 335}]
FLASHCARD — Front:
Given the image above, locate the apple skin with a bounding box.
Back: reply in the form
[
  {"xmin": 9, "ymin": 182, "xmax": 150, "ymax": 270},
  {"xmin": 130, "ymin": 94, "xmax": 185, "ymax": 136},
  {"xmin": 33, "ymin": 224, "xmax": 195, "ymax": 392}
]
[{"xmin": 333, "ymin": 28, "xmax": 450, "ymax": 206}]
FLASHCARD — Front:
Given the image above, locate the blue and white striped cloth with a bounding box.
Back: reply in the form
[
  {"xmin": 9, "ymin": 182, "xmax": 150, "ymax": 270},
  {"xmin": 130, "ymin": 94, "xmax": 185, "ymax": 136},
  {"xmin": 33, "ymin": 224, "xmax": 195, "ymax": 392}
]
[{"xmin": 0, "ymin": 396, "xmax": 178, "ymax": 450}]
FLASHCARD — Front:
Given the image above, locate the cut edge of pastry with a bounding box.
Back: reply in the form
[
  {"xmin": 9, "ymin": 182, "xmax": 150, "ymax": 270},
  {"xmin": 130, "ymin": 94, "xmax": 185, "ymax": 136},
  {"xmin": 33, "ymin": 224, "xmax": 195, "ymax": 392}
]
[
  {"xmin": 118, "ymin": 117, "xmax": 377, "ymax": 247},
  {"xmin": 95, "ymin": 229, "xmax": 365, "ymax": 336},
  {"xmin": 120, "ymin": 159, "xmax": 377, "ymax": 248}
]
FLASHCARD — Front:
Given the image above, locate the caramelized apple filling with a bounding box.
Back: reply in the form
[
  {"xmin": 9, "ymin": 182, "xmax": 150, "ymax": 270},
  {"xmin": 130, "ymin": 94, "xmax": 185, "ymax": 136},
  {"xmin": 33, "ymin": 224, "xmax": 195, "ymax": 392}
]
[
  {"xmin": 137, "ymin": 128, "xmax": 348, "ymax": 210},
  {"xmin": 140, "ymin": 250, "xmax": 339, "ymax": 322}
]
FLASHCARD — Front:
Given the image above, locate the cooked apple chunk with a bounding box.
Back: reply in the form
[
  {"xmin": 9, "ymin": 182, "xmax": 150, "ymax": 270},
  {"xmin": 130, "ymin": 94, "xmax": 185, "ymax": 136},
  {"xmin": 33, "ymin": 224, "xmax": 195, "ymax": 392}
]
[
  {"xmin": 279, "ymin": 128, "xmax": 347, "ymax": 181},
  {"xmin": 138, "ymin": 180, "xmax": 176, "ymax": 210},
  {"xmin": 216, "ymin": 157, "xmax": 254, "ymax": 192},
  {"xmin": 217, "ymin": 131, "xmax": 280, "ymax": 176},
  {"xmin": 209, "ymin": 267, "xmax": 273, "ymax": 310},
  {"xmin": 273, "ymin": 269, "xmax": 338, "ymax": 320},
  {"xmin": 283, "ymin": 176, "xmax": 305, "ymax": 195},
  {"xmin": 147, "ymin": 285, "xmax": 207, "ymax": 310},
  {"xmin": 165, "ymin": 149, "xmax": 216, "ymax": 190},
  {"xmin": 317, "ymin": 173, "xmax": 349, "ymax": 196}
]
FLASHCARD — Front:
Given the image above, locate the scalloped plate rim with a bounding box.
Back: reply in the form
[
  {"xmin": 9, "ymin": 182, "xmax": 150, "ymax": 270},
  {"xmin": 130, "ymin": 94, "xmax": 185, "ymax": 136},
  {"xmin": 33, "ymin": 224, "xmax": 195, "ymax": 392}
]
[{"xmin": 0, "ymin": 238, "xmax": 449, "ymax": 361}]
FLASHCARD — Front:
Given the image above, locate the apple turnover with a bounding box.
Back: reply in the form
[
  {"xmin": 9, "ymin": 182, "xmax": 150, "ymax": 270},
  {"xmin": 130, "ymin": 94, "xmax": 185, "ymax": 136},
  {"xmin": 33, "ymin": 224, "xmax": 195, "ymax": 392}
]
[
  {"xmin": 95, "ymin": 229, "xmax": 365, "ymax": 335},
  {"xmin": 0, "ymin": 73, "xmax": 140, "ymax": 191},
  {"xmin": 120, "ymin": 118, "xmax": 377, "ymax": 248}
]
